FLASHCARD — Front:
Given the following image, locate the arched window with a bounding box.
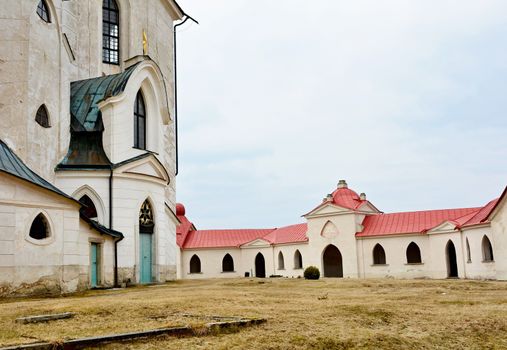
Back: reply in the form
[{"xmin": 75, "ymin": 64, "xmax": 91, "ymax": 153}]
[
  {"xmin": 102, "ymin": 0, "xmax": 120, "ymax": 64},
  {"xmin": 222, "ymin": 254, "xmax": 234, "ymax": 272},
  {"xmin": 466, "ymin": 238, "xmax": 471, "ymax": 263},
  {"xmin": 29, "ymin": 213, "xmax": 50, "ymax": 240},
  {"xmin": 294, "ymin": 250, "xmax": 303, "ymax": 269},
  {"xmin": 406, "ymin": 242, "xmax": 422, "ymax": 264},
  {"xmin": 134, "ymin": 90, "xmax": 146, "ymax": 149},
  {"xmin": 79, "ymin": 195, "xmax": 98, "ymax": 220},
  {"xmin": 278, "ymin": 251, "xmax": 285, "ymax": 270},
  {"xmin": 37, "ymin": 1, "xmax": 50, "ymax": 23},
  {"xmin": 482, "ymin": 235, "xmax": 494, "ymax": 262},
  {"xmin": 139, "ymin": 200, "xmax": 154, "ymax": 233},
  {"xmin": 35, "ymin": 105, "xmax": 50, "ymax": 128},
  {"xmin": 190, "ymin": 254, "xmax": 201, "ymax": 273},
  {"xmin": 372, "ymin": 244, "xmax": 386, "ymax": 265}
]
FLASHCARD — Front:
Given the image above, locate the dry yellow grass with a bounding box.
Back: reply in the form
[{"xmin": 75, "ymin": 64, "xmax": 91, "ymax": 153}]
[{"xmin": 1, "ymin": 278, "xmax": 507, "ymax": 349}]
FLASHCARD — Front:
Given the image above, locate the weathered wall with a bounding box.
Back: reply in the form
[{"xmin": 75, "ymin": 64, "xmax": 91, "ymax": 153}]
[{"xmin": 0, "ymin": 173, "xmax": 116, "ymax": 296}]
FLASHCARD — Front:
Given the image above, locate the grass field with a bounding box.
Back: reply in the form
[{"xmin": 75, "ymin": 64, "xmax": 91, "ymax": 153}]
[{"xmin": 1, "ymin": 278, "xmax": 506, "ymax": 349}]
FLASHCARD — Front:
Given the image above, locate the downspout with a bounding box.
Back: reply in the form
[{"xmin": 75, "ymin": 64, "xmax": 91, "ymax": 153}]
[
  {"xmin": 173, "ymin": 14, "xmax": 198, "ymax": 176},
  {"xmin": 110, "ymin": 167, "xmax": 123, "ymax": 287}
]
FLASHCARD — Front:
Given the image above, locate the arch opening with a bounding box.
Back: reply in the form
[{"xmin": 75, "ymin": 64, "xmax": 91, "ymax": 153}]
[
  {"xmin": 222, "ymin": 253, "xmax": 234, "ymax": 272},
  {"xmin": 190, "ymin": 254, "xmax": 201, "ymax": 273},
  {"xmin": 255, "ymin": 253, "xmax": 266, "ymax": 278},
  {"xmin": 322, "ymin": 245, "xmax": 343, "ymax": 277},
  {"xmin": 482, "ymin": 235, "xmax": 494, "ymax": 262},
  {"xmin": 446, "ymin": 240, "xmax": 458, "ymax": 278},
  {"xmin": 406, "ymin": 242, "xmax": 422, "ymax": 264},
  {"xmin": 294, "ymin": 250, "xmax": 303, "ymax": 269},
  {"xmin": 139, "ymin": 199, "xmax": 154, "ymax": 283},
  {"xmin": 79, "ymin": 195, "xmax": 98, "ymax": 220},
  {"xmin": 134, "ymin": 90, "xmax": 146, "ymax": 150},
  {"xmin": 37, "ymin": 1, "xmax": 51, "ymax": 23},
  {"xmin": 278, "ymin": 251, "xmax": 285, "ymax": 270},
  {"xmin": 372, "ymin": 244, "xmax": 386, "ymax": 265},
  {"xmin": 466, "ymin": 238, "xmax": 471, "ymax": 263},
  {"xmin": 35, "ymin": 105, "xmax": 50, "ymax": 128},
  {"xmin": 29, "ymin": 213, "xmax": 50, "ymax": 240}
]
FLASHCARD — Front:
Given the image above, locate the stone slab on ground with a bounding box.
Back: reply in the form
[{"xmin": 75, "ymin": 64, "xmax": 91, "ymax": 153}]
[{"xmin": 15, "ymin": 313, "xmax": 75, "ymax": 324}]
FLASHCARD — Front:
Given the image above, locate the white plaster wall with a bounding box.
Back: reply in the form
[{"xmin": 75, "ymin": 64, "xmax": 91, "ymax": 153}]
[
  {"xmin": 305, "ymin": 213, "xmax": 360, "ymax": 278},
  {"xmin": 0, "ymin": 174, "xmax": 116, "ymax": 294},
  {"xmin": 357, "ymin": 235, "xmax": 429, "ymax": 279},
  {"xmin": 491, "ymin": 199, "xmax": 507, "ymax": 280},
  {"xmin": 463, "ymin": 226, "xmax": 497, "ymax": 279},
  {"xmin": 274, "ymin": 244, "xmax": 309, "ymax": 278},
  {"xmin": 181, "ymin": 248, "xmax": 242, "ymax": 279},
  {"xmin": 240, "ymin": 247, "xmax": 275, "ymax": 278}
]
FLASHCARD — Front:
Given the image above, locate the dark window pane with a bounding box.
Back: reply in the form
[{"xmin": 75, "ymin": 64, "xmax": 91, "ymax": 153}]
[
  {"xmin": 102, "ymin": 0, "xmax": 119, "ymax": 64},
  {"xmin": 35, "ymin": 105, "xmax": 50, "ymax": 128},
  {"xmin": 37, "ymin": 1, "xmax": 51, "ymax": 23}
]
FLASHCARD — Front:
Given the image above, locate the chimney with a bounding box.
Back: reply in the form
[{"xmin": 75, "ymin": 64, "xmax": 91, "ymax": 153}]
[
  {"xmin": 360, "ymin": 193, "xmax": 366, "ymax": 201},
  {"xmin": 337, "ymin": 180, "xmax": 348, "ymax": 189}
]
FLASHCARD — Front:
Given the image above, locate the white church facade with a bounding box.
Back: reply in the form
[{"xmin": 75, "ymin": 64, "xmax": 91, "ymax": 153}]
[
  {"xmin": 176, "ymin": 180, "xmax": 507, "ymax": 281},
  {"xmin": 0, "ymin": 0, "xmax": 187, "ymax": 295}
]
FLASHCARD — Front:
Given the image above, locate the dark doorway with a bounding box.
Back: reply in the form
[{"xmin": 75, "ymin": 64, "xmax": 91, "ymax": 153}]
[
  {"xmin": 446, "ymin": 240, "xmax": 458, "ymax": 278},
  {"xmin": 255, "ymin": 253, "xmax": 266, "ymax": 278},
  {"xmin": 323, "ymin": 245, "xmax": 343, "ymax": 277}
]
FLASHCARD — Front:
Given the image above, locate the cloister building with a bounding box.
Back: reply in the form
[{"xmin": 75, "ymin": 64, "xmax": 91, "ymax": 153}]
[{"xmin": 176, "ymin": 180, "xmax": 507, "ymax": 280}]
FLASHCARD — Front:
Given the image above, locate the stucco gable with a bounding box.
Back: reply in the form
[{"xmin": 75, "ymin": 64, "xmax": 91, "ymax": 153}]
[
  {"xmin": 240, "ymin": 238, "xmax": 272, "ymax": 248},
  {"xmin": 114, "ymin": 154, "xmax": 169, "ymax": 184},
  {"xmin": 304, "ymin": 203, "xmax": 351, "ymax": 218},
  {"xmin": 426, "ymin": 221, "xmax": 458, "ymax": 234}
]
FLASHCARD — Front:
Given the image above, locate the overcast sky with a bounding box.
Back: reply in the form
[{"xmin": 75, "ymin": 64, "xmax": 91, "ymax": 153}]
[{"xmin": 175, "ymin": 0, "xmax": 507, "ymax": 229}]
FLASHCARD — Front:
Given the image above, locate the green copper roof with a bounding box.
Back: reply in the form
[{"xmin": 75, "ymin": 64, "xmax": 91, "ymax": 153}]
[
  {"xmin": 70, "ymin": 63, "xmax": 140, "ymax": 132},
  {"xmin": 0, "ymin": 139, "xmax": 76, "ymax": 201}
]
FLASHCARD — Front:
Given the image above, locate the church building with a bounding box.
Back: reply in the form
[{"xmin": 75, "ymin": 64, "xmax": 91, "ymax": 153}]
[
  {"xmin": 0, "ymin": 0, "xmax": 187, "ymax": 295},
  {"xmin": 176, "ymin": 180, "xmax": 507, "ymax": 280}
]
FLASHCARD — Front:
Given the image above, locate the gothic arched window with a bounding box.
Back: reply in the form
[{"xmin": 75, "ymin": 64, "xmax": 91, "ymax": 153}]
[
  {"xmin": 35, "ymin": 105, "xmax": 50, "ymax": 128},
  {"xmin": 79, "ymin": 195, "xmax": 98, "ymax": 220},
  {"xmin": 373, "ymin": 243, "xmax": 386, "ymax": 265},
  {"xmin": 294, "ymin": 250, "xmax": 303, "ymax": 269},
  {"xmin": 102, "ymin": 0, "xmax": 120, "ymax": 64},
  {"xmin": 139, "ymin": 200, "xmax": 154, "ymax": 233},
  {"xmin": 37, "ymin": 1, "xmax": 50, "ymax": 23},
  {"xmin": 29, "ymin": 213, "xmax": 50, "ymax": 240},
  {"xmin": 278, "ymin": 251, "xmax": 285, "ymax": 270},
  {"xmin": 134, "ymin": 90, "xmax": 146, "ymax": 149},
  {"xmin": 482, "ymin": 235, "xmax": 494, "ymax": 262}
]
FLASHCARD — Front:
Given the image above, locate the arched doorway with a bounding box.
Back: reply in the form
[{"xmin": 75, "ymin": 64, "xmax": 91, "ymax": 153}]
[
  {"xmin": 255, "ymin": 253, "xmax": 266, "ymax": 278},
  {"xmin": 139, "ymin": 200, "xmax": 154, "ymax": 284},
  {"xmin": 446, "ymin": 240, "xmax": 458, "ymax": 278},
  {"xmin": 323, "ymin": 245, "xmax": 343, "ymax": 277}
]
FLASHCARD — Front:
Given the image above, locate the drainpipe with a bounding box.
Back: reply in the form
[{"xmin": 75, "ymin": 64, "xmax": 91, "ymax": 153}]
[
  {"xmin": 109, "ymin": 167, "xmax": 123, "ymax": 288},
  {"xmin": 173, "ymin": 14, "xmax": 198, "ymax": 176}
]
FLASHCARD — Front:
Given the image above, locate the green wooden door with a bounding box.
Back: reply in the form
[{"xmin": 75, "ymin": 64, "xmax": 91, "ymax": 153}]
[
  {"xmin": 140, "ymin": 233, "xmax": 152, "ymax": 284},
  {"xmin": 90, "ymin": 243, "xmax": 99, "ymax": 288}
]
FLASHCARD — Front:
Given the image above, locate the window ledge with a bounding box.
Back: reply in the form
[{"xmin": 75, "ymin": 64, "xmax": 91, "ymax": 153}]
[
  {"xmin": 371, "ymin": 264, "xmax": 389, "ymax": 267},
  {"xmin": 221, "ymin": 271, "xmax": 236, "ymax": 273},
  {"xmin": 405, "ymin": 262, "xmax": 424, "ymax": 265},
  {"xmin": 188, "ymin": 272, "xmax": 203, "ymax": 275},
  {"xmin": 293, "ymin": 268, "xmax": 303, "ymax": 270},
  {"xmin": 466, "ymin": 260, "xmax": 472, "ymax": 264},
  {"xmin": 278, "ymin": 268, "xmax": 285, "ymax": 271},
  {"xmin": 482, "ymin": 260, "xmax": 495, "ymax": 264}
]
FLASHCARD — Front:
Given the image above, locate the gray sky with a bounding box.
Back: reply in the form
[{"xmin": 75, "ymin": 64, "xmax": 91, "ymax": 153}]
[{"xmin": 175, "ymin": 0, "xmax": 507, "ymax": 229}]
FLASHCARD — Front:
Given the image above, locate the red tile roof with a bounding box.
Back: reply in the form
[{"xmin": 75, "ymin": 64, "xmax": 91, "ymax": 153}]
[
  {"xmin": 183, "ymin": 228, "xmax": 275, "ymax": 249},
  {"xmin": 357, "ymin": 207, "xmax": 480, "ymax": 237},
  {"xmin": 263, "ymin": 223, "xmax": 308, "ymax": 245},
  {"xmin": 460, "ymin": 198, "xmax": 499, "ymax": 227}
]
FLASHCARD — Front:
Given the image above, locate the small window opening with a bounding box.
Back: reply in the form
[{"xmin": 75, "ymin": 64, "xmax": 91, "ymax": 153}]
[
  {"xmin": 190, "ymin": 254, "xmax": 201, "ymax": 273},
  {"xmin": 37, "ymin": 1, "xmax": 50, "ymax": 23},
  {"xmin": 294, "ymin": 250, "xmax": 303, "ymax": 269},
  {"xmin": 35, "ymin": 105, "xmax": 50, "ymax": 128},
  {"xmin": 406, "ymin": 242, "xmax": 422, "ymax": 264},
  {"xmin": 29, "ymin": 213, "xmax": 50, "ymax": 240},
  {"xmin": 482, "ymin": 235, "xmax": 494, "ymax": 262},
  {"xmin": 373, "ymin": 244, "xmax": 386, "ymax": 265}
]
